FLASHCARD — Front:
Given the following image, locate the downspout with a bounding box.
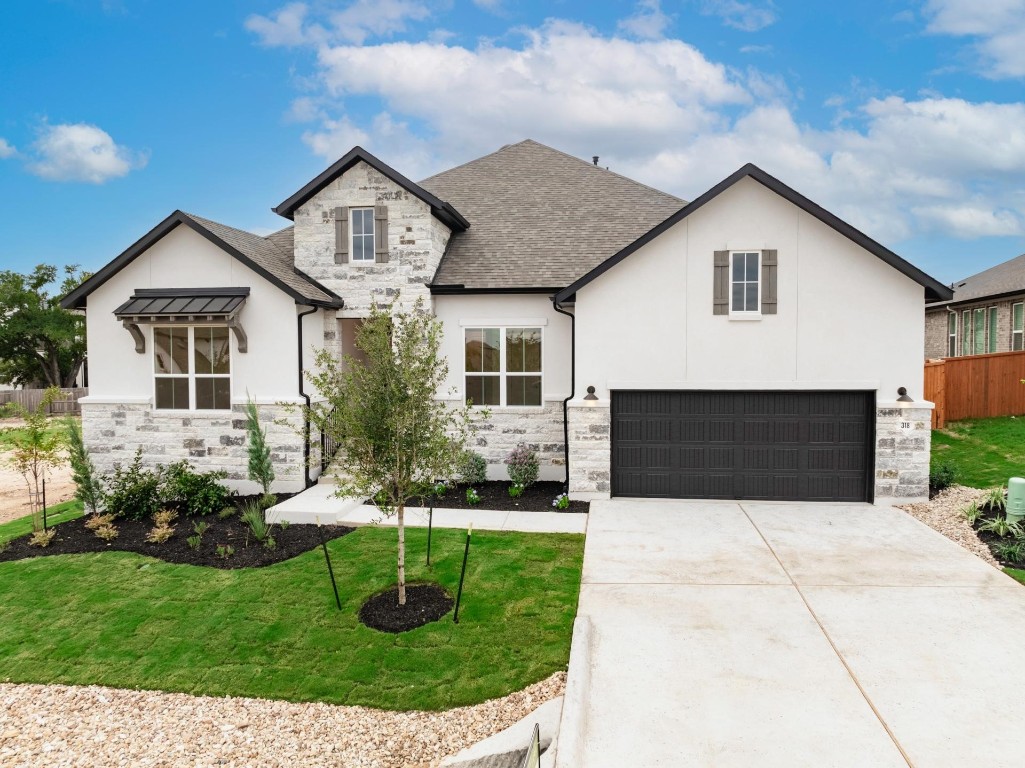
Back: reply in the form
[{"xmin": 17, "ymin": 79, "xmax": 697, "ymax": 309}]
[
  {"xmin": 297, "ymin": 305, "xmax": 318, "ymax": 489},
  {"xmin": 552, "ymin": 297, "xmax": 575, "ymax": 492}
]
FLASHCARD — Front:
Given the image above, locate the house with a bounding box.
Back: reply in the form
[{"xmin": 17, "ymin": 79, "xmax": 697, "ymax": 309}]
[
  {"xmin": 924, "ymin": 253, "xmax": 1025, "ymax": 359},
  {"xmin": 61, "ymin": 139, "xmax": 951, "ymax": 504}
]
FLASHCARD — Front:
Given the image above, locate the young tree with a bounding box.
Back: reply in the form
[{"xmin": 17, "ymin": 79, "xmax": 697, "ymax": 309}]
[
  {"xmin": 0, "ymin": 264, "xmax": 89, "ymax": 388},
  {"xmin": 65, "ymin": 416, "xmax": 104, "ymax": 515},
  {"xmin": 4, "ymin": 387, "xmax": 66, "ymax": 531},
  {"xmin": 244, "ymin": 396, "xmax": 276, "ymax": 507},
  {"xmin": 303, "ymin": 298, "xmax": 484, "ymax": 606}
]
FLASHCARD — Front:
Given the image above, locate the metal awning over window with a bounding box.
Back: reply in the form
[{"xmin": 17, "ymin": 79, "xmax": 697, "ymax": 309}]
[{"xmin": 114, "ymin": 288, "xmax": 250, "ymax": 354}]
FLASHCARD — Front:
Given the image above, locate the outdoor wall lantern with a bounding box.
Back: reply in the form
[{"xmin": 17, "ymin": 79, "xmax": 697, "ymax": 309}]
[
  {"xmin": 583, "ymin": 386, "xmax": 599, "ymax": 403},
  {"xmin": 896, "ymin": 386, "xmax": 914, "ymax": 405}
]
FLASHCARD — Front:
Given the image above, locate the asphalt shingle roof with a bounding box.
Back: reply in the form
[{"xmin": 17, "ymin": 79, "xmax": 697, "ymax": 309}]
[
  {"xmin": 929, "ymin": 252, "xmax": 1025, "ymax": 306},
  {"xmin": 419, "ymin": 140, "xmax": 685, "ymax": 290},
  {"xmin": 181, "ymin": 214, "xmax": 336, "ymax": 305}
]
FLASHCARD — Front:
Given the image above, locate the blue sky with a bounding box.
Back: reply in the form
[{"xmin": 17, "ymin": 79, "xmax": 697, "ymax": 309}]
[{"xmin": 2, "ymin": 0, "xmax": 1025, "ymax": 285}]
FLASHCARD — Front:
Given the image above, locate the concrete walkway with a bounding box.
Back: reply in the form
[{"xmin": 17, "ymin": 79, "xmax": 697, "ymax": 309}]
[
  {"xmin": 267, "ymin": 484, "xmax": 586, "ymax": 534},
  {"xmin": 558, "ymin": 499, "xmax": 1025, "ymax": 767}
]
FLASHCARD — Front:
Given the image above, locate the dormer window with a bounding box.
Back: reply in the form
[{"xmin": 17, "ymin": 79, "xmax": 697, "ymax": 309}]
[{"xmin": 351, "ymin": 207, "xmax": 375, "ymax": 262}]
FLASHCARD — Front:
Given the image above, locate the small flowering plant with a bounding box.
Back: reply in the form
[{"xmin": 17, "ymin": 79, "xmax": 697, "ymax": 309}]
[
  {"xmin": 466, "ymin": 487, "xmax": 480, "ymax": 505},
  {"xmin": 552, "ymin": 493, "xmax": 570, "ymax": 510},
  {"xmin": 433, "ymin": 481, "xmax": 448, "ymax": 497},
  {"xmin": 508, "ymin": 483, "xmax": 524, "ymax": 498}
]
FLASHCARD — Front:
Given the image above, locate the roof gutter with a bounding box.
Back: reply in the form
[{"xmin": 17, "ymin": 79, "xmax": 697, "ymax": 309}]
[
  {"xmin": 551, "ymin": 297, "xmax": 575, "ymax": 493},
  {"xmin": 297, "ymin": 305, "xmax": 319, "ymax": 489}
]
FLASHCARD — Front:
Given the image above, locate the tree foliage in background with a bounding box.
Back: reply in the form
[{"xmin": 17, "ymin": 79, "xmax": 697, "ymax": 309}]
[
  {"xmin": 302, "ymin": 297, "xmax": 485, "ymax": 606},
  {"xmin": 4, "ymin": 387, "xmax": 66, "ymax": 531},
  {"xmin": 65, "ymin": 416, "xmax": 104, "ymax": 515},
  {"xmin": 0, "ymin": 264, "xmax": 89, "ymax": 388}
]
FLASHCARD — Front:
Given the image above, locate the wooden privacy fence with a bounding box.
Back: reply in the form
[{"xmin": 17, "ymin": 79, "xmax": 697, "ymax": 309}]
[
  {"xmin": 0, "ymin": 388, "xmax": 88, "ymax": 415},
  {"xmin": 924, "ymin": 351, "xmax": 1025, "ymax": 429}
]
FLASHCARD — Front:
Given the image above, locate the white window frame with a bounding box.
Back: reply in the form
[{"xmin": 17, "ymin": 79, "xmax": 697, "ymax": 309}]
[
  {"xmin": 947, "ymin": 311, "xmax": 957, "ymax": 357},
  {"xmin": 729, "ymin": 250, "xmax": 761, "ymax": 315},
  {"xmin": 152, "ymin": 325, "xmax": 232, "ymax": 412},
  {"xmin": 463, "ymin": 326, "xmax": 544, "ymax": 408},
  {"xmin": 1014, "ymin": 302, "xmax": 1024, "ymax": 352},
  {"xmin": 350, "ymin": 207, "xmax": 375, "ymax": 263}
]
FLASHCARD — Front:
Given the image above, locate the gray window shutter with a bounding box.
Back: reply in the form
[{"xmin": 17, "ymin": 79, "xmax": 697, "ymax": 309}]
[
  {"xmin": 374, "ymin": 204, "xmax": 389, "ymax": 262},
  {"xmin": 334, "ymin": 206, "xmax": 349, "ymax": 264},
  {"xmin": 761, "ymin": 249, "xmax": 778, "ymax": 315},
  {"xmin": 713, "ymin": 250, "xmax": 729, "ymax": 315}
]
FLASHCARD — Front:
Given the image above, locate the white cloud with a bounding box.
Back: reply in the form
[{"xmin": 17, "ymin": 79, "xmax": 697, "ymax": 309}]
[
  {"xmin": 923, "ymin": 0, "xmax": 1025, "ymax": 78},
  {"xmin": 28, "ymin": 123, "xmax": 147, "ymax": 184},
  {"xmin": 0, "ymin": 138, "xmax": 15, "ymax": 159},
  {"xmin": 251, "ymin": 6, "xmax": 1025, "ymax": 242},
  {"xmin": 618, "ymin": 0, "xmax": 672, "ymax": 40},
  {"xmin": 699, "ymin": 0, "xmax": 777, "ymax": 32},
  {"xmin": 247, "ymin": 0, "xmax": 431, "ymax": 47},
  {"xmin": 472, "ymin": 0, "xmax": 503, "ymax": 11}
]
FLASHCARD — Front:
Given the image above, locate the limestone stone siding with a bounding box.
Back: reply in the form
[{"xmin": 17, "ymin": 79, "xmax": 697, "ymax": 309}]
[
  {"xmin": 469, "ymin": 401, "xmax": 567, "ymax": 483},
  {"xmin": 567, "ymin": 402, "xmax": 611, "ymax": 500},
  {"xmin": 874, "ymin": 406, "xmax": 932, "ymax": 501},
  {"xmin": 292, "ymin": 160, "xmax": 451, "ymax": 314},
  {"xmin": 81, "ymin": 401, "xmax": 314, "ymax": 495}
]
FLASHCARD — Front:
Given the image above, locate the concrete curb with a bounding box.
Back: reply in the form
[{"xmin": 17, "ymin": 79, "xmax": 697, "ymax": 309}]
[{"xmin": 553, "ymin": 615, "xmax": 594, "ymax": 768}]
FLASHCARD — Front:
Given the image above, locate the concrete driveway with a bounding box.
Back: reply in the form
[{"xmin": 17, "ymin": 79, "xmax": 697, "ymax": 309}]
[{"xmin": 557, "ymin": 500, "xmax": 1025, "ymax": 767}]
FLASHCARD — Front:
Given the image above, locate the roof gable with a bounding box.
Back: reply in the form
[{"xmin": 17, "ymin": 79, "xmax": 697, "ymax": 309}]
[
  {"xmin": 272, "ymin": 146, "xmax": 469, "ymax": 230},
  {"xmin": 61, "ymin": 211, "xmax": 342, "ymax": 310},
  {"xmin": 555, "ymin": 163, "xmax": 954, "ymax": 303},
  {"xmin": 421, "ymin": 139, "xmax": 685, "ymax": 291}
]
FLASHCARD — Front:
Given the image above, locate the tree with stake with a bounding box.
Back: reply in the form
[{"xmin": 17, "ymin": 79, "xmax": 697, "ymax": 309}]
[
  {"xmin": 4, "ymin": 387, "xmax": 66, "ymax": 538},
  {"xmin": 302, "ymin": 297, "xmax": 484, "ymax": 606}
]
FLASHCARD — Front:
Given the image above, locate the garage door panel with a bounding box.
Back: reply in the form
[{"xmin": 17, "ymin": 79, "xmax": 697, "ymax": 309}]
[{"xmin": 612, "ymin": 390, "xmax": 872, "ymax": 502}]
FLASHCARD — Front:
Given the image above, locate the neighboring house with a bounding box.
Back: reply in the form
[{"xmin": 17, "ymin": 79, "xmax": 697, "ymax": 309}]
[
  {"xmin": 924, "ymin": 253, "xmax": 1025, "ymax": 359},
  {"xmin": 62, "ymin": 139, "xmax": 951, "ymax": 504}
]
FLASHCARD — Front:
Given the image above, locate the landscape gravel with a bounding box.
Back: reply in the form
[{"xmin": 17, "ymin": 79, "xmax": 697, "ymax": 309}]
[
  {"xmin": 0, "ymin": 672, "xmax": 565, "ymax": 768},
  {"xmin": 898, "ymin": 484, "xmax": 998, "ymax": 567}
]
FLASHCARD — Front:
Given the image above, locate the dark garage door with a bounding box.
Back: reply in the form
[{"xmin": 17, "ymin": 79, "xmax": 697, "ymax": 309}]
[{"xmin": 611, "ymin": 391, "xmax": 874, "ymax": 502}]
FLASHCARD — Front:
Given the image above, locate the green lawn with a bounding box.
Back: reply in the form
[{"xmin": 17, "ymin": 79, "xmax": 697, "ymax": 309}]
[
  {"xmin": 0, "ymin": 523, "xmax": 583, "ymax": 711},
  {"xmin": 0, "ymin": 500, "xmax": 84, "ymax": 542},
  {"xmin": 931, "ymin": 416, "xmax": 1025, "ymax": 489},
  {"xmin": 0, "ymin": 417, "xmax": 70, "ymax": 451},
  {"xmin": 1005, "ymin": 568, "xmax": 1025, "ymax": 586}
]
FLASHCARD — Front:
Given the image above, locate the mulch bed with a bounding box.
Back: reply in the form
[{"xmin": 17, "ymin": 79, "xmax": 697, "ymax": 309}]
[
  {"xmin": 358, "ymin": 583, "xmax": 454, "ymax": 633},
  {"xmin": 421, "ymin": 481, "xmax": 588, "ymax": 513},
  {"xmin": 0, "ymin": 495, "xmax": 354, "ymax": 569}
]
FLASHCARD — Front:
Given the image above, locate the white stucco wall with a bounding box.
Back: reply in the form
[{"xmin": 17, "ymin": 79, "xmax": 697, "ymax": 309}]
[
  {"xmin": 434, "ymin": 293, "xmax": 573, "ymax": 481},
  {"xmin": 574, "ymin": 177, "xmax": 926, "ymax": 402}
]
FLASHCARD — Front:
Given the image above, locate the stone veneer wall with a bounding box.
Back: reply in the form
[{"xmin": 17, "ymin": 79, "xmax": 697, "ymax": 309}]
[
  {"xmin": 874, "ymin": 405, "xmax": 932, "ymax": 501},
  {"xmin": 291, "ymin": 160, "xmax": 452, "ymax": 315},
  {"xmin": 465, "ymin": 401, "xmax": 567, "ymax": 483},
  {"xmin": 567, "ymin": 402, "xmax": 612, "ymax": 500},
  {"xmin": 81, "ymin": 401, "xmax": 316, "ymax": 494}
]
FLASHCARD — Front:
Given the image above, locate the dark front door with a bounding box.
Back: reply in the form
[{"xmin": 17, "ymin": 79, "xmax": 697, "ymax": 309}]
[{"xmin": 611, "ymin": 390, "xmax": 874, "ymax": 502}]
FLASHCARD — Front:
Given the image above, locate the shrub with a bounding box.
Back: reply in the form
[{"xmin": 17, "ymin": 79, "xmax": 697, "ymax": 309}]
[
  {"xmin": 104, "ymin": 450, "xmax": 164, "ymax": 521},
  {"xmin": 978, "ymin": 515, "xmax": 1022, "ymax": 538},
  {"xmin": 244, "ymin": 397, "xmax": 275, "ymax": 498},
  {"xmin": 505, "ymin": 444, "xmax": 539, "ymax": 488},
  {"xmin": 508, "ymin": 483, "xmax": 524, "ymax": 498},
  {"xmin": 28, "ymin": 529, "xmax": 55, "ymax": 548},
  {"xmin": 929, "ymin": 462, "xmax": 957, "ymax": 494},
  {"xmin": 457, "ymin": 450, "xmax": 487, "ymax": 486},
  {"xmin": 85, "ymin": 513, "xmax": 116, "ymax": 531},
  {"xmin": 65, "ymin": 417, "xmax": 104, "ymax": 515},
  {"xmin": 186, "ymin": 535, "xmax": 201, "ymax": 551},
  {"xmin": 94, "ymin": 523, "xmax": 119, "ymax": 541},
  {"xmin": 146, "ymin": 524, "xmax": 174, "ymax": 544},
  {"xmin": 218, "ymin": 505, "xmax": 237, "ymax": 519},
  {"xmin": 153, "ymin": 509, "xmax": 178, "ymax": 527},
  {"xmin": 552, "ymin": 493, "xmax": 570, "ymax": 510},
  {"xmin": 241, "ymin": 500, "xmax": 276, "ymax": 548},
  {"xmin": 163, "ymin": 461, "xmax": 231, "ymax": 517},
  {"xmin": 216, "ymin": 544, "xmax": 235, "ymax": 560},
  {"xmin": 192, "ymin": 521, "xmax": 209, "ymax": 539},
  {"xmin": 994, "ymin": 540, "xmax": 1025, "ymax": 564},
  {"xmin": 465, "ymin": 487, "xmax": 480, "ymax": 506}
]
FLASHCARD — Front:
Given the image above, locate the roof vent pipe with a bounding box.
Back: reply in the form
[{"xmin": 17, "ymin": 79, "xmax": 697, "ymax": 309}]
[{"xmin": 592, "ymin": 156, "xmax": 599, "ymax": 166}]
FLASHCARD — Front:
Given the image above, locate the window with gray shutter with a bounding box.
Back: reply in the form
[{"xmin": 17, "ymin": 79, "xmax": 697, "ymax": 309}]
[
  {"xmin": 374, "ymin": 204, "xmax": 389, "ymax": 262},
  {"xmin": 334, "ymin": 206, "xmax": 349, "ymax": 264},
  {"xmin": 761, "ymin": 249, "xmax": 778, "ymax": 315},
  {"xmin": 713, "ymin": 250, "xmax": 729, "ymax": 315}
]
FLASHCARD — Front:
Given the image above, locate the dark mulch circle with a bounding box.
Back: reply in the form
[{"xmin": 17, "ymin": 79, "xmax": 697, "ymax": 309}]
[
  {"xmin": 358, "ymin": 583, "xmax": 454, "ymax": 633},
  {"xmin": 0, "ymin": 494, "xmax": 354, "ymax": 569},
  {"xmin": 415, "ymin": 481, "xmax": 588, "ymax": 513}
]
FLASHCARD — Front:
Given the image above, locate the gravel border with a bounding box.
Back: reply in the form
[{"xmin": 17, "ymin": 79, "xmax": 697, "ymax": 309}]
[
  {"xmin": 0, "ymin": 672, "xmax": 565, "ymax": 768},
  {"xmin": 897, "ymin": 485, "xmax": 999, "ymax": 568}
]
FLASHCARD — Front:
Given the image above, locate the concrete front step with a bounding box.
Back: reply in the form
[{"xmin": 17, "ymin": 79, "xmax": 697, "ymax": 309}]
[{"xmin": 266, "ymin": 483, "xmax": 363, "ymax": 525}]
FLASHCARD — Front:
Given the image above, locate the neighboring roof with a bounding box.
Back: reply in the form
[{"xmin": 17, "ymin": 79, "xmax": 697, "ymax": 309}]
[
  {"xmin": 61, "ymin": 211, "xmax": 342, "ymax": 310},
  {"xmin": 272, "ymin": 146, "xmax": 470, "ymax": 231},
  {"xmin": 926, "ymin": 252, "xmax": 1025, "ymax": 308},
  {"xmin": 114, "ymin": 288, "xmax": 249, "ymax": 319},
  {"xmin": 555, "ymin": 163, "xmax": 954, "ymax": 304},
  {"xmin": 421, "ymin": 140, "xmax": 685, "ymax": 291}
]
